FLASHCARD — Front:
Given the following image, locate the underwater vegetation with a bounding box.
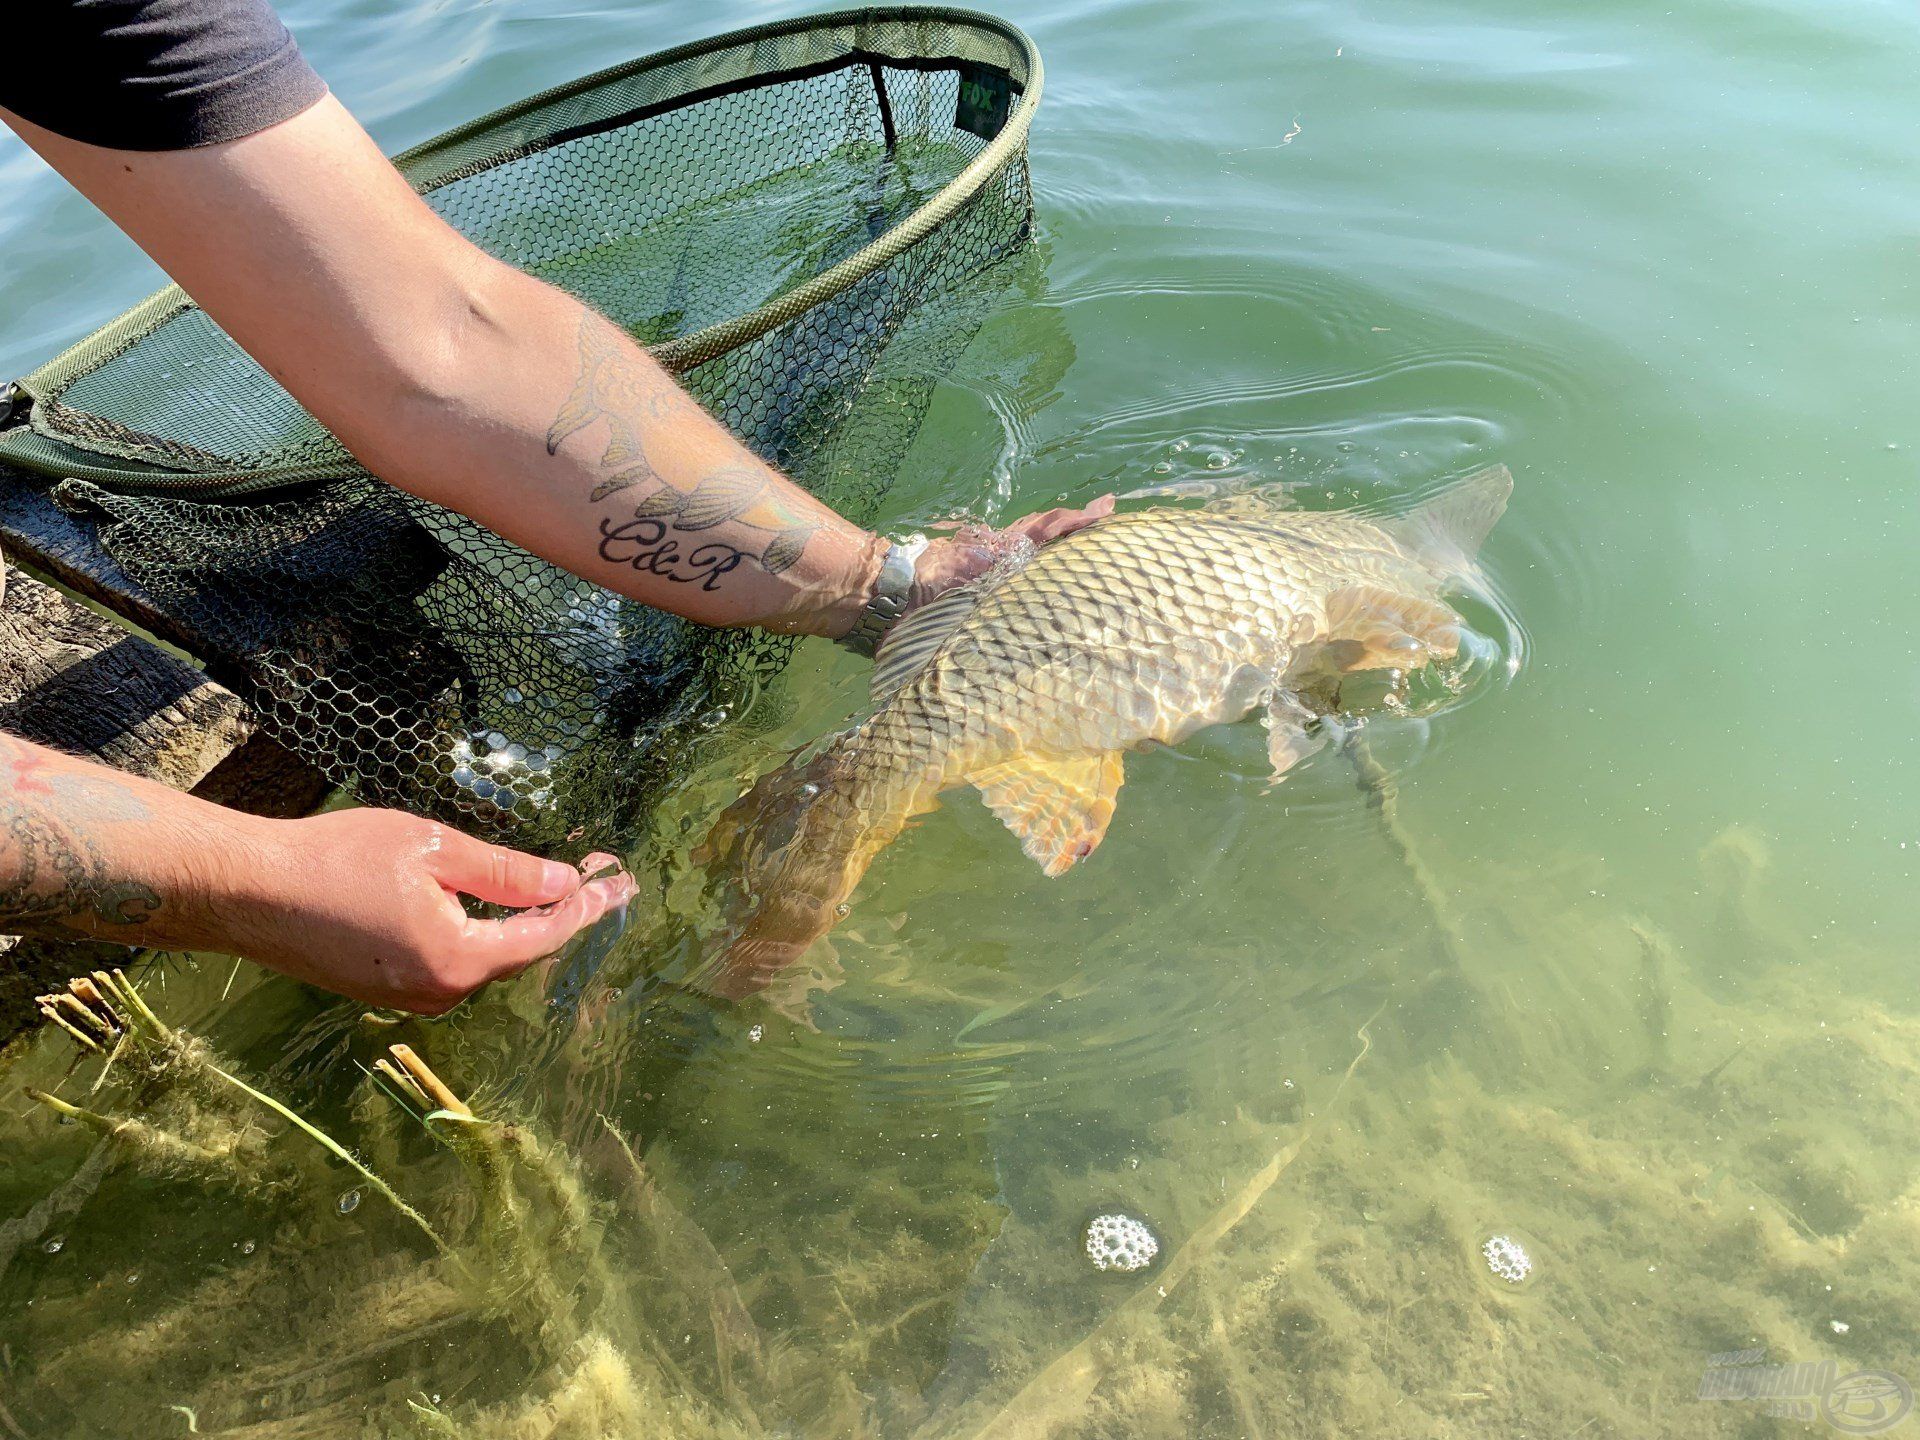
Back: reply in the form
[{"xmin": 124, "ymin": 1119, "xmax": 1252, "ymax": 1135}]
[
  {"xmin": 1, "ymin": 818, "xmax": 1916, "ymax": 1438},
  {"xmin": 3, "ymin": 970, "xmax": 767, "ymax": 1438}
]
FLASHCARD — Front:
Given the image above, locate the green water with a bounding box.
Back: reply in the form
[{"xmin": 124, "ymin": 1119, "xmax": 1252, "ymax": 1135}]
[{"xmin": 5, "ymin": 0, "xmax": 1920, "ymax": 1435}]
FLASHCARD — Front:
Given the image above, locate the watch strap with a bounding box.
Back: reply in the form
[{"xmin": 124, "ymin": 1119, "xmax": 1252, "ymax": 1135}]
[{"xmin": 837, "ymin": 535, "xmax": 925, "ymax": 657}]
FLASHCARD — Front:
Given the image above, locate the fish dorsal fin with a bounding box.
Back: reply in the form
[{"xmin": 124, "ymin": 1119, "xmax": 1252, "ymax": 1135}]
[
  {"xmin": 1381, "ymin": 464, "xmax": 1513, "ymax": 567},
  {"xmin": 870, "ymin": 584, "xmax": 983, "ymax": 703},
  {"xmin": 968, "ymin": 750, "xmax": 1126, "ymax": 877},
  {"xmin": 1197, "ymin": 482, "xmax": 1298, "ymax": 519}
]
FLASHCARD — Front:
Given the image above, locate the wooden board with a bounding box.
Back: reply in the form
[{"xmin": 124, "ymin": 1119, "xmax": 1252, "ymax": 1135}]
[
  {"xmin": 0, "ymin": 463, "xmax": 188, "ymax": 651},
  {"xmin": 0, "ymin": 565, "xmax": 254, "ymax": 788}
]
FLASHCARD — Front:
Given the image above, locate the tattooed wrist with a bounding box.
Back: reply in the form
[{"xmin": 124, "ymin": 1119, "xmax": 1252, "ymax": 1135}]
[
  {"xmin": 0, "ymin": 735, "xmax": 166, "ymax": 938},
  {"xmin": 547, "ymin": 309, "xmax": 825, "ymax": 585}
]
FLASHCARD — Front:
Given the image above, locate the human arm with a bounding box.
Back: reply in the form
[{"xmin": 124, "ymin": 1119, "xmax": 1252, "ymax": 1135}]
[
  {"xmin": 0, "ymin": 730, "xmax": 634, "ymax": 1013},
  {"xmin": 2, "ymin": 95, "xmax": 1106, "ymax": 639}
]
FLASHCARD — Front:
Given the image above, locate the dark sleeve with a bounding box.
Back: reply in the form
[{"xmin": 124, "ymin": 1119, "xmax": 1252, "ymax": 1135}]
[{"xmin": 1, "ymin": 0, "xmax": 328, "ymax": 151}]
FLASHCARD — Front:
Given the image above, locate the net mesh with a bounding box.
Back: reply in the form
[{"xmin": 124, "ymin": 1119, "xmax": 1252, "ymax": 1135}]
[{"xmin": 0, "ymin": 8, "xmax": 1039, "ymax": 850}]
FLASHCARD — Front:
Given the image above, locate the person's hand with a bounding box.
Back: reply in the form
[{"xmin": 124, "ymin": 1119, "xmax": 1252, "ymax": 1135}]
[
  {"xmin": 904, "ymin": 495, "xmax": 1116, "ymax": 614},
  {"xmin": 222, "ymin": 809, "xmax": 636, "ymax": 1014}
]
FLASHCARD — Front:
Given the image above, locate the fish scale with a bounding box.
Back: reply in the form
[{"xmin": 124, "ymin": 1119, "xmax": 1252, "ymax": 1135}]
[{"xmin": 696, "ymin": 466, "xmax": 1513, "ymax": 998}]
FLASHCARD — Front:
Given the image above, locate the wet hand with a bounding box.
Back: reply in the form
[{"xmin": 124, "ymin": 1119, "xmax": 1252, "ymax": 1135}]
[
  {"xmin": 905, "ymin": 495, "xmax": 1115, "ymax": 613},
  {"xmin": 228, "ymin": 810, "xmax": 636, "ymax": 1014}
]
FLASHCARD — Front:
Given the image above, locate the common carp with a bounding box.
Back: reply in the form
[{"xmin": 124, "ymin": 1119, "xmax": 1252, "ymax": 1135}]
[{"xmin": 697, "ymin": 465, "xmax": 1513, "ymax": 997}]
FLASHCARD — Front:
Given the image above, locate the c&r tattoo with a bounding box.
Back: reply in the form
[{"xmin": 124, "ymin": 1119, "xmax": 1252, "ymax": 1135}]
[
  {"xmin": 597, "ymin": 516, "xmax": 747, "ymax": 591},
  {"xmin": 547, "ymin": 311, "xmax": 821, "ymax": 579}
]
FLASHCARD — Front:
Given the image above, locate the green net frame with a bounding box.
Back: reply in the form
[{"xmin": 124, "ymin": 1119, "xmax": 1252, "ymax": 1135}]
[{"xmin": 0, "ymin": 7, "xmax": 1041, "ymax": 849}]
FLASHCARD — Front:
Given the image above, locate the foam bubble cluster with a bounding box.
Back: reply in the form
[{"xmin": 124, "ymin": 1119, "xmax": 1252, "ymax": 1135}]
[
  {"xmin": 1482, "ymin": 1233, "xmax": 1533, "ymax": 1284},
  {"xmin": 1085, "ymin": 1213, "xmax": 1160, "ymax": 1273}
]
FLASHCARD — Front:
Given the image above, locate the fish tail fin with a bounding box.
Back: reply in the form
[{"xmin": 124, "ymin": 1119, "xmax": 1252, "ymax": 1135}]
[
  {"xmin": 692, "ymin": 738, "xmax": 909, "ymax": 999},
  {"xmin": 1383, "ymin": 464, "xmax": 1512, "ymax": 577}
]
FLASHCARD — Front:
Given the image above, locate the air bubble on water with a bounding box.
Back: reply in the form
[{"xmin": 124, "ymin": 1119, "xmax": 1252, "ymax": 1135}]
[
  {"xmin": 1482, "ymin": 1233, "xmax": 1532, "ymax": 1284},
  {"xmin": 798, "ymin": 782, "xmax": 821, "ymax": 799},
  {"xmin": 1206, "ymin": 451, "xmax": 1231, "ymax": 469},
  {"xmin": 699, "ymin": 708, "xmax": 730, "ymax": 729},
  {"xmin": 125, "ymin": 1271, "xmax": 139, "ymax": 1286},
  {"xmin": 241, "ymin": 1240, "xmax": 256, "ymax": 1255},
  {"xmin": 1085, "ymin": 1213, "xmax": 1160, "ymax": 1273},
  {"xmin": 748, "ymin": 1024, "xmax": 764, "ymax": 1043},
  {"xmin": 338, "ymin": 1188, "xmax": 362, "ymax": 1215},
  {"xmin": 1152, "ymin": 461, "xmax": 1172, "ymax": 474},
  {"xmin": 835, "ymin": 903, "xmax": 851, "ymax": 918},
  {"xmin": 42, "ymin": 1236, "xmax": 63, "ymax": 1254}
]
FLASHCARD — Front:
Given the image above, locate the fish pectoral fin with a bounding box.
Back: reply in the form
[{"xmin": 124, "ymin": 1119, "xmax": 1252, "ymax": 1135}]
[
  {"xmin": 970, "ymin": 751, "xmax": 1126, "ymax": 878},
  {"xmin": 1263, "ymin": 692, "xmax": 1322, "ymax": 788},
  {"xmin": 870, "ymin": 583, "xmax": 985, "ymax": 702},
  {"xmin": 1323, "ymin": 584, "xmax": 1462, "ymax": 671}
]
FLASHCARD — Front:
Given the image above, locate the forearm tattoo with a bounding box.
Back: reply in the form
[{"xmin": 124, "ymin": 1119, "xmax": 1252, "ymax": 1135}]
[
  {"xmin": 547, "ymin": 311, "xmax": 820, "ymax": 582},
  {"xmin": 0, "ymin": 736, "xmax": 163, "ymax": 936}
]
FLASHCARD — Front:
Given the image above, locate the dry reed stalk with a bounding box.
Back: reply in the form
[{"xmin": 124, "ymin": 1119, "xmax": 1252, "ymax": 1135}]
[
  {"xmin": 391, "ymin": 1045, "xmax": 472, "ymax": 1117},
  {"xmin": 33, "ymin": 973, "xmax": 455, "ymax": 1260}
]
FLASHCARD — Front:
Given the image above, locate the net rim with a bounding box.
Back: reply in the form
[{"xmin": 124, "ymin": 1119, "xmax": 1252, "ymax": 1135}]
[
  {"xmin": 406, "ymin": 4, "xmax": 1043, "ymax": 372},
  {"xmin": 0, "ymin": 5, "xmax": 1041, "ymax": 496},
  {"xmin": 663, "ymin": 28, "xmax": 1041, "ymax": 368}
]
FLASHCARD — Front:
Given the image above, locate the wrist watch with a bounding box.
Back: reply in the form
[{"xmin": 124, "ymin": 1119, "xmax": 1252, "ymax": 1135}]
[{"xmin": 837, "ymin": 534, "xmax": 928, "ymax": 658}]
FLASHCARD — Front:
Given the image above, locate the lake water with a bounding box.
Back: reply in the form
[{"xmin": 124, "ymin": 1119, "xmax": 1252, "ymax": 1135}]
[{"xmin": 5, "ymin": 0, "xmax": 1920, "ymax": 1435}]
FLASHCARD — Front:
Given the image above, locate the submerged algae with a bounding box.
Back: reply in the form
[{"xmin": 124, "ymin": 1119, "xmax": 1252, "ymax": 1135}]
[{"xmin": 0, "ymin": 816, "xmax": 1915, "ymax": 1437}]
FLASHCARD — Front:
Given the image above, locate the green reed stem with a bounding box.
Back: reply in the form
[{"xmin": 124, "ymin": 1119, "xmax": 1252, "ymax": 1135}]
[{"xmin": 199, "ymin": 1058, "xmax": 457, "ymax": 1263}]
